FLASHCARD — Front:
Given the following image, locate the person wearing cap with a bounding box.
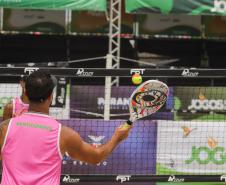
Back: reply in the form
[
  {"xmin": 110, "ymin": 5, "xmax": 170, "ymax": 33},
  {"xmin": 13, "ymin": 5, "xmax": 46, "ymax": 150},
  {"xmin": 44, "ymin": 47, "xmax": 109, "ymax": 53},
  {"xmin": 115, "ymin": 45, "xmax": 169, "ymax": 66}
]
[
  {"xmin": 2, "ymin": 76, "xmax": 29, "ymax": 120},
  {"xmin": 0, "ymin": 70, "xmax": 132, "ymax": 185}
]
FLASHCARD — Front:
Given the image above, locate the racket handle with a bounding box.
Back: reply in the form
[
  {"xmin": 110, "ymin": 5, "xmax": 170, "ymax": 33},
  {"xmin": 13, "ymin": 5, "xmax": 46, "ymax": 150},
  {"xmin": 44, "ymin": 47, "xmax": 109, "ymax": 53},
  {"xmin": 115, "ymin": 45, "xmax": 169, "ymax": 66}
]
[
  {"xmin": 121, "ymin": 121, "xmax": 132, "ymax": 129},
  {"xmin": 126, "ymin": 120, "xmax": 133, "ymax": 125}
]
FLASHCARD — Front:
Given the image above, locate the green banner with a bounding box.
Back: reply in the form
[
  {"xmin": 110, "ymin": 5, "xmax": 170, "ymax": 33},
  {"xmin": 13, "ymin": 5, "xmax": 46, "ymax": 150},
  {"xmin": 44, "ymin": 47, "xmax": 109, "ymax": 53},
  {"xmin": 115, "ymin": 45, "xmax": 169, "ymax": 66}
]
[
  {"xmin": 0, "ymin": 0, "xmax": 106, "ymax": 11},
  {"xmin": 126, "ymin": 0, "xmax": 226, "ymax": 16},
  {"xmin": 174, "ymin": 87, "xmax": 226, "ymax": 121}
]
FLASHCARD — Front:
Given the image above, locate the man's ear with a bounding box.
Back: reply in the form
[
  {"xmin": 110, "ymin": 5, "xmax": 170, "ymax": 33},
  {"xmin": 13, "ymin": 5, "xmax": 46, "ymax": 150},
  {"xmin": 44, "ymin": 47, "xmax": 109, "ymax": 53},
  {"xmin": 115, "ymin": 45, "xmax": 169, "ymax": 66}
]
[{"xmin": 48, "ymin": 93, "xmax": 53, "ymax": 105}]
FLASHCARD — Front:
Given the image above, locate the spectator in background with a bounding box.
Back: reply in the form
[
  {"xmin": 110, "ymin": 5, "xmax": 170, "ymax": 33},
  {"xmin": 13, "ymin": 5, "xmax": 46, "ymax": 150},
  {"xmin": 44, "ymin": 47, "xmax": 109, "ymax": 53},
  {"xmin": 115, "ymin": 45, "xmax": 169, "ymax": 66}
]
[{"xmin": 3, "ymin": 76, "xmax": 29, "ymax": 120}]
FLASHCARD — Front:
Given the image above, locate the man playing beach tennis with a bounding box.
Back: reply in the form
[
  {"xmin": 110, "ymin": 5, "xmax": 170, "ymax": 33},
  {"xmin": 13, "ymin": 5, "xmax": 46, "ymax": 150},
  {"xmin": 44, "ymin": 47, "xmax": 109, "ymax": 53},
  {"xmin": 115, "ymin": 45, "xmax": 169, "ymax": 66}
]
[
  {"xmin": 0, "ymin": 70, "xmax": 132, "ymax": 185},
  {"xmin": 3, "ymin": 76, "xmax": 29, "ymax": 120}
]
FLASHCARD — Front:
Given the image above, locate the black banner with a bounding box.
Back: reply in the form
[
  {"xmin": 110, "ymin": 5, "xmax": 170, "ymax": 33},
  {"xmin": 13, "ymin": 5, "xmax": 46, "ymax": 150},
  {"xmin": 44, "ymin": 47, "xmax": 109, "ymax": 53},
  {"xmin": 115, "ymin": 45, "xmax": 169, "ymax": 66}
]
[
  {"xmin": 60, "ymin": 174, "xmax": 226, "ymax": 183},
  {"xmin": 1, "ymin": 67, "xmax": 226, "ymax": 78}
]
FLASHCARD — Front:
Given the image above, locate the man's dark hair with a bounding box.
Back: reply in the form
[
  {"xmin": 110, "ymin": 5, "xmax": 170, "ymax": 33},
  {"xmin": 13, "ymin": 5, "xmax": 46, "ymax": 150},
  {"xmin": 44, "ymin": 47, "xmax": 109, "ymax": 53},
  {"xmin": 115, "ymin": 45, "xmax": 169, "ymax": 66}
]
[{"xmin": 25, "ymin": 70, "xmax": 57, "ymax": 103}]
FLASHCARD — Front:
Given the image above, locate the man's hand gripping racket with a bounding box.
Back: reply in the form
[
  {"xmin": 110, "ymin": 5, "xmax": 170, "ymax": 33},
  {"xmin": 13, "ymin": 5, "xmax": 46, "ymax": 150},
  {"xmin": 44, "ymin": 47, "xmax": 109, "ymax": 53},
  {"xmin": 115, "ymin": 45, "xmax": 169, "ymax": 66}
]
[{"xmin": 126, "ymin": 80, "xmax": 169, "ymax": 126}]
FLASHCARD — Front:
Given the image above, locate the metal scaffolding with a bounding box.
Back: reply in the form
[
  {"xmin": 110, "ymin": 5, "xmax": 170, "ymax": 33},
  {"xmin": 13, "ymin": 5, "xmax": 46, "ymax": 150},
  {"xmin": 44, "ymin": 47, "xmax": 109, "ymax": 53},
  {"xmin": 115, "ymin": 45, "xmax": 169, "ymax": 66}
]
[
  {"xmin": 108, "ymin": 0, "xmax": 121, "ymax": 75},
  {"xmin": 104, "ymin": 0, "xmax": 122, "ymax": 120}
]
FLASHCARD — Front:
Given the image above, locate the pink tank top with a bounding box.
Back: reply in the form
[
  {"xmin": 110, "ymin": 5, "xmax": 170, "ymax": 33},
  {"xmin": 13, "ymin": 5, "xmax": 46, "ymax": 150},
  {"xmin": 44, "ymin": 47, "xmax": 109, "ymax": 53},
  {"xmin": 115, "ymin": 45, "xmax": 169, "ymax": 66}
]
[
  {"xmin": 1, "ymin": 112, "xmax": 62, "ymax": 185},
  {"xmin": 12, "ymin": 97, "xmax": 29, "ymax": 117}
]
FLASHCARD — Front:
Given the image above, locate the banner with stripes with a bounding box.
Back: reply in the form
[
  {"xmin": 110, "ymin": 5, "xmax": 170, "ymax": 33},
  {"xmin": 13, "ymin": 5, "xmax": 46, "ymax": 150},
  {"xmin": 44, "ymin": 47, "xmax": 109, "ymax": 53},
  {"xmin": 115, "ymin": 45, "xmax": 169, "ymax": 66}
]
[
  {"xmin": 0, "ymin": 0, "xmax": 106, "ymax": 11},
  {"xmin": 126, "ymin": 0, "xmax": 226, "ymax": 16}
]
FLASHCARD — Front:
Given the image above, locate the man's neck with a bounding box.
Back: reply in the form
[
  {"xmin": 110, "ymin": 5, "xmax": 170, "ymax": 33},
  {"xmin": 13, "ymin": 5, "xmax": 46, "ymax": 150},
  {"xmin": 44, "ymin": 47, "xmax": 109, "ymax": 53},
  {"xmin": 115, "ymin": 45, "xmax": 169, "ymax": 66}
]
[
  {"xmin": 29, "ymin": 103, "xmax": 49, "ymax": 115},
  {"xmin": 21, "ymin": 94, "xmax": 29, "ymax": 104}
]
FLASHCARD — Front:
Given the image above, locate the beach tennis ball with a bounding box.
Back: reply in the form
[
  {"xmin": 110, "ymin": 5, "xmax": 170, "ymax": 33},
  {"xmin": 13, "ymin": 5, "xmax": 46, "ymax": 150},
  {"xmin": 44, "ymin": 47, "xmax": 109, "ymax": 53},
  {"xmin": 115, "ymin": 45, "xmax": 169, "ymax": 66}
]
[{"xmin": 132, "ymin": 73, "xmax": 142, "ymax": 85}]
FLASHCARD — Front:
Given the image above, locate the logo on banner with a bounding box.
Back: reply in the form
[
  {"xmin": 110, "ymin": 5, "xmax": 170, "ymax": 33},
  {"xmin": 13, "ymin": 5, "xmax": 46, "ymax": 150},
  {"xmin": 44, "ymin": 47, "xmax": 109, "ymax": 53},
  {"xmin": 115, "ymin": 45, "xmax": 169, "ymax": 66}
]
[
  {"xmin": 97, "ymin": 97, "xmax": 129, "ymax": 110},
  {"xmin": 51, "ymin": 77, "xmax": 67, "ymax": 108},
  {"xmin": 116, "ymin": 175, "xmax": 131, "ymax": 183},
  {"xmin": 65, "ymin": 135, "xmax": 107, "ymax": 167},
  {"xmin": 188, "ymin": 99, "xmax": 226, "ymax": 111},
  {"xmin": 187, "ymin": 92, "xmax": 226, "ymax": 111},
  {"xmin": 88, "ymin": 135, "xmax": 105, "ymax": 148},
  {"xmin": 24, "ymin": 67, "xmax": 39, "ymax": 75},
  {"xmin": 57, "ymin": 87, "xmax": 65, "ymax": 104},
  {"xmin": 168, "ymin": 175, "xmax": 184, "ymax": 182},
  {"xmin": 87, "ymin": 135, "xmax": 107, "ymax": 166},
  {"xmin": 72, "ymin": 160, "xmax": 107, "ymax": 166},
  {"xmin": 211, "ymin": 0, "xmax": 226, "ymax": 13},
  {"xmin": 62, "ymin": 175, "xmax": 80, "ymax": 183},
  {"xmin": 76, "ymin": 68, "xmax": 94, "ymax": 77},
  {"xmin": 185, "ymin": 138, "xmax": 226, "ymax": 165},
  {"xmin": 220, "ymin": 175, "xmax": 226, "ymax": 182},
  {"xmin": 181, "ymin": 69, "xmax": 199, "ymax": 77},
  {"xmin": 62, "ymin": 154, "xmax": 71, "ymax": 165},
  {"xmin": 181, "ymin": 126, "xmax": 197, "ymax": 138},
  {"xmin": 130, "ymin": 69, "xmax": 145, "ymax": 75}
]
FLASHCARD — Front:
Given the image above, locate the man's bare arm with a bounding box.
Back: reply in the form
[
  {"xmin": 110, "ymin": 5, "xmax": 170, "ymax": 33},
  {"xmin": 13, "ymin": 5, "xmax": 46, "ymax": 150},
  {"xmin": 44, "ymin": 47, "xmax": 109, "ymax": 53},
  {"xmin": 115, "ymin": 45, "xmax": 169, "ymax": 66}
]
[
  {"xmin": 0, "ymin": 119, "xmax": 10, "ymax": 160},
  {"xmin": 3, "ymin": 103, "xmax": 13, "ymax": 121},
  {"xmin": 60, "ymin": 125, "xmax": 131, "ymax": 165}
]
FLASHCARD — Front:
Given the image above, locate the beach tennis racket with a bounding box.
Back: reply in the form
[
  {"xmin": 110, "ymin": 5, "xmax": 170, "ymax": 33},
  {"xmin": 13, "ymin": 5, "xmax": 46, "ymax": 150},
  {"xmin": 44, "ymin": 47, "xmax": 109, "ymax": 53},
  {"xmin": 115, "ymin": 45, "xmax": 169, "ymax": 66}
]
[{"xmin": 126, "ymin": 80, "xmax": 169, "ymax": 126}]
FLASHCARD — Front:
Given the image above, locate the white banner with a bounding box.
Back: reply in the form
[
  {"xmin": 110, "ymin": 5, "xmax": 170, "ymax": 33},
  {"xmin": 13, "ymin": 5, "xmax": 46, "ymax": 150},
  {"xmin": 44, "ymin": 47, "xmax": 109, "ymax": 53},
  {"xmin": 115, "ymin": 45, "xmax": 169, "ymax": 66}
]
[
  {"xmin": 157, "ymin": 120, "xmax": 226, "ymax": 174},
  {"xmin": 0, "ymin": 84, "xmax": 69, "ymax": 119}
]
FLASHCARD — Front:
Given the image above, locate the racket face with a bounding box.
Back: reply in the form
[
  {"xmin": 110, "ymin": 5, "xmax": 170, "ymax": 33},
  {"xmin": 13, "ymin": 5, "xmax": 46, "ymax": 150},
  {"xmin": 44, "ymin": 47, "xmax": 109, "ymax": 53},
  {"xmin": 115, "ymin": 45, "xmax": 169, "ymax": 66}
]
[{"xmin": 129, "ymin": 80, "xmax": 169, "ymax": 122}]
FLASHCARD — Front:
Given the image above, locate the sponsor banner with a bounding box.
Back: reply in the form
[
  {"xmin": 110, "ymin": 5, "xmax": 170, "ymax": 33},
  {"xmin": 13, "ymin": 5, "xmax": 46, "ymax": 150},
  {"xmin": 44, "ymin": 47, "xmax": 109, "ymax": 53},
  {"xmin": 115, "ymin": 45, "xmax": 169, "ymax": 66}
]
[
  {"xmin": 60, "ymin": 174, "xmax": 225, "ymax": 184},
  {"xmin": 71, "ymin": 10, "xmax": 134, "ymax": 34},
  {"xmin": 0, "ymin": 83, "xmax": 69, "ymax": 119},
  {"xmin": 61, "ymin": 119, "xmax": 157, "ymax": 174},
  {"xmin": 0, "ymin": 0, "xmax": 106, "ymax": 11},
  {"xmin": 204, "ymin": 16, "xmax": 226, "ymax": 37},
  {"xmin": 174, "ymin": 86, "xmax": 226, "ymax": 121},
  {"xmin": 126, "ymin": 0, "xmax": 226, "ymax": 16},
  {"xmin": 70, "ymin": 85, "xmax": 173, "ymax": 120},
  {"xmin": 157, "ymin": 120, "xmax": 226, "ymax": 174},
  {"xmin": 138, "ymin": 14, "xmax": 201, "ymax": 36},
  {"xmin": 62, "ymin": 178, "xmax": 153, "ymax": 185},
  {"xmin": 3, "ymin": 9, "xmax": 65, "ymax": 33}
]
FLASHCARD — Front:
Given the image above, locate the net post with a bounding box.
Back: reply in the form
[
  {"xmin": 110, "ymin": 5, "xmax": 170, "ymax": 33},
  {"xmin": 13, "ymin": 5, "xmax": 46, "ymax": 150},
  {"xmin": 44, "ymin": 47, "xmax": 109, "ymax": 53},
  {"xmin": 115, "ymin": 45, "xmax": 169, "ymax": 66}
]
[
  {"xmin": 65, "ymin": 9, "xmax": 72, "ymax": 34},
  {"xmin": 0, "ymin": 8, "xmax": 3, "ymax": 31},
  {"xmin": 104, "ymin": 54, "xmax": 113, "ymax": 120}
]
